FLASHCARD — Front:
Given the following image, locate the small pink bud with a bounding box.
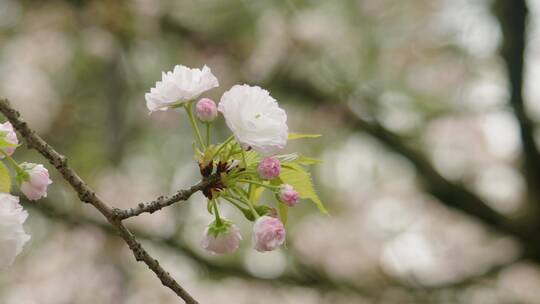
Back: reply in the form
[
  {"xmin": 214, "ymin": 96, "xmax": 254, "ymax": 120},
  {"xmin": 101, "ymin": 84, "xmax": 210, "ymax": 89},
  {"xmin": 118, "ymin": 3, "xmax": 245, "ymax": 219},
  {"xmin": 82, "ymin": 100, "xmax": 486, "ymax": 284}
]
[
  {"xmin": 257, "ymin": 157, "xmax": 281, "ymax": 180},
  {"xmin": 279, "ymin": 184, "xmax": 300, "ymax": 207},
  {"xmin": 195, "ymin": 98, "xmax": 218, "ymax": 122},
  {"xmin": 253, "ymin": 216, "xmax": 285, "ymax": 252},
  {"xmin": 19, "ymin": 163, "xmax": 52, "ymax": 201},
  {"xmin": 202, "ymin": 221, "xmax": 242, "ymax": 255},
  {"xmin": 0, "ymin": 122, "xmax": 18, "ymax": 157}
]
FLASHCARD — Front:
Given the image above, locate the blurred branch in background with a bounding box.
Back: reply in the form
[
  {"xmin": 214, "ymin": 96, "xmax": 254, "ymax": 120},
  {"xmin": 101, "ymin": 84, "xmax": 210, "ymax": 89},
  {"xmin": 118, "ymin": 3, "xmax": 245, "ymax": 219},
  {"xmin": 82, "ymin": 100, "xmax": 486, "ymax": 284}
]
[
  {"xmin": 493, "ymin": 0, "xmax": 540, "ymax": 216},
  {"xmin": 105, "ymin": 50, "xmax": 128, "ymax": 165}
]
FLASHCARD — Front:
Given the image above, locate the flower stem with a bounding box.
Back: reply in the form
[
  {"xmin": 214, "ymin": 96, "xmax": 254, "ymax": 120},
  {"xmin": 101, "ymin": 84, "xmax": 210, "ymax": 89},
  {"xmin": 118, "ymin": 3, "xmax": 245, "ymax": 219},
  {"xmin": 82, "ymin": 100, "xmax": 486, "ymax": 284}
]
[
  {"xmin": 222, "ymin": 195, "xmax": 248, "ymax": 210},
  {"xmin": 184, "ymin": 103, "xmax": 205, "ymax": 150},
  {"xmin": 212, "ymin": 200, "xmax": 223, "ymax": 226},
  {"xmin": 233, "ymin": 188, "xmax": 259, "ymax": 219},
  {"xmin": 213, "ymin": 135, "xmax": 234, "ymax": 158},
  {"xmin": 237, "ymin": 179, "xmax": 279, "ymax": 190},
  {"xmin": 0, "ymin": 150, "xmax": 22, "ymax": 173},
  {"xmin": 229, "ymin": 170, "xmax": 257, "ymax": 179},
  {"xmin": 248, "ymin": 183, "xmax": 253, "ymax": 201},
  {"xmin": 205, "ymin": 122, "xmax": 211, "ymax": 147}
]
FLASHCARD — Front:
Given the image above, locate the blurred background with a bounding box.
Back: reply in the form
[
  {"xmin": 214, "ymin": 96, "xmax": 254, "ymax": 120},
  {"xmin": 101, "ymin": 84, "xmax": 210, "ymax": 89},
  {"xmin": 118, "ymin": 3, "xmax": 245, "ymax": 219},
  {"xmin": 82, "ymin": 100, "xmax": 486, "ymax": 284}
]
[{"xmin": 1, "ymin": 0, "xmax": 540, "ymax": 303}]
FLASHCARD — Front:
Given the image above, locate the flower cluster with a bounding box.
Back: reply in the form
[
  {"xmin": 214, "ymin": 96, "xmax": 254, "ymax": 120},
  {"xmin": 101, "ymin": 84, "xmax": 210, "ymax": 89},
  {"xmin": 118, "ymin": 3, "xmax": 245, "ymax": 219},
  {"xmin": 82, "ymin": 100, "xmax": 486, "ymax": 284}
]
[
  {"xmin": 146, "ymin": 65, "xmax": 326, "ymax": 254},
  {"xmin": 0, "ymin": 121, "xmax": 52, "ymax": 269}
]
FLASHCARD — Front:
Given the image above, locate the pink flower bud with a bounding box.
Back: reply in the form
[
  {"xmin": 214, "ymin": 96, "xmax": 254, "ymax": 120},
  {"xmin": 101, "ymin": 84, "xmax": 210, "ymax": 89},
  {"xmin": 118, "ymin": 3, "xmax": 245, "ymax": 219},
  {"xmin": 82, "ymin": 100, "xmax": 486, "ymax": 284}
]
[
  {"xmin": 257, "ymin": 157, "xmax": 281, "ymax": 180},
  {"xmin": 202, "ymin": 221, "xmax": 242, "ymax": 255},
  {"xmin": 19, "ymin": 163, "xmax": 52, "ymax": 201},
  {"xmin": 195, "ymin": 98, "xmax": 218, "ymax": 122},
  {"xmin": 279, "ymin": 184, "xmax": 300, "ymax": 207},
  {"xmin": 0, "ymin": 122, "xmax": 18, "ymax": 157},
  {"xmin": 253, "ymin": 216, "xmax": 285, "ymax": 252}
]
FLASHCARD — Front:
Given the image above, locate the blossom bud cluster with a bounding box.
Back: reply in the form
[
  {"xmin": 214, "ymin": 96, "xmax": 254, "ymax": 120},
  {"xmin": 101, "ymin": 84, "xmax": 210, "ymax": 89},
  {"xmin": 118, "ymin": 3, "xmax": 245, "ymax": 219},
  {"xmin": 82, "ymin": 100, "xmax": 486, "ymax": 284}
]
[{"xmin": 145, "ymin": 64, "xmax": 324, "ymax": 255}]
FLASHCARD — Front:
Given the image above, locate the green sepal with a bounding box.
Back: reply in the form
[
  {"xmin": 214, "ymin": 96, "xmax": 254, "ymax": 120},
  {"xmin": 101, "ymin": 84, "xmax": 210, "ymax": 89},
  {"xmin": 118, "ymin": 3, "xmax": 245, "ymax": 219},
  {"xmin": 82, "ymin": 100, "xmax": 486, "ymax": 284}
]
[
  {"xmin": 206, "ymin": 219, "xmax": 232, "ymax": 238},
  {"xmin": 196, "ymin": 144, "xmax": 216, "ymax": 164},
  {"xmin": 221, "ymin": 172, "xmax": 236, "ymax": 188},
  {"xmin": 243, "ymin": 205, "xmax": 271, "ymax": 221},
  {"xmin": 15, "ymin": 171, "xmax": 29, "ymax": 186}
]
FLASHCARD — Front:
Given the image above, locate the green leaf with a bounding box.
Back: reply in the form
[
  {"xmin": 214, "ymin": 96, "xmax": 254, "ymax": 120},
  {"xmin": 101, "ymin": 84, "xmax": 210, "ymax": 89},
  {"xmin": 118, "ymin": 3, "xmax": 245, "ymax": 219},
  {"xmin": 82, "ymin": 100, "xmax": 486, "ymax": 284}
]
[
  {"xmin": 279, "ymin": 163, "xmax": 328, "ymax": 214},
  {"xmin": 0, "ymin": 162, "xmax": 12, "ymax": 193},
  {"xmin": 243, "ymin": 150, "xmax": 261, "ymax": 168},
  {"xmin": 297, "ymin": 155, "xmax": 324, "ymax": 165},
  {"xmin": 250, "ymin": 186, "xmax": 265, "ymax": 204},
  {"xmin": 288, "ymin": 133, "xmax": 322, "ymax": 140},
  {"xmin": 277, "ymin": 201, "xmax": 289, "ymax": 224}
]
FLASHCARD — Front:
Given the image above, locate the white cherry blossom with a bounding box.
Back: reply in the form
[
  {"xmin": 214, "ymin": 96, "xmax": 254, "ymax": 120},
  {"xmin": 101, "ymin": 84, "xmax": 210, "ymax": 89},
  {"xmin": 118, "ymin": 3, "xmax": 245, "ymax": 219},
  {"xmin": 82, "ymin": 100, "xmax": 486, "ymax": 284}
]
[
  {"xmin": 145, "ymin": 65, "xmax": 219, "ymax": 112},
  {"xmin": 218, "ymin": 85, "xmax": 288, "ymax": 153}
]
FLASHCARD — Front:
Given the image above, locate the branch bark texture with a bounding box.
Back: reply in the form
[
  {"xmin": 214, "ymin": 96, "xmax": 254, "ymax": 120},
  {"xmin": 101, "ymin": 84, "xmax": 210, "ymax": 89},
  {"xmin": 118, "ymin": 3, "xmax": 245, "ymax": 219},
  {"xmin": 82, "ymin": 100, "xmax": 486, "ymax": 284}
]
[{"xmin": 0, "ymin": 98, "xmax": 202, "ymax": 304}]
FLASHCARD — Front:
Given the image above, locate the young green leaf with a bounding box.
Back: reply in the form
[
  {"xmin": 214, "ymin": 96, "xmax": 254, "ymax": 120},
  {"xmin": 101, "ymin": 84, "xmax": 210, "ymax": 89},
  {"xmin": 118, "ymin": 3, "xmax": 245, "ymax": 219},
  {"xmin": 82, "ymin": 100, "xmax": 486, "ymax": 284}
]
[
  {"xmin": 277, "ymin": 200, "xmax": 289, "ymax": 224},
  {"xmin": 250, "ymin": 186, "xmax": 265, "ymax": 204},
  {"xmin": 297, "ymin": 155, "xmax": 324, "ymax": 165},
  {"xmin": 279, "ymin": 163, "xmax": 328, "ymax": 214},
  {"xmin": 0, "ymin": 161, "xmax": 12, "ymax": 193},
  {"xmin": 243, "ymin": 150, "xmax": 261, "ymax": 169}
]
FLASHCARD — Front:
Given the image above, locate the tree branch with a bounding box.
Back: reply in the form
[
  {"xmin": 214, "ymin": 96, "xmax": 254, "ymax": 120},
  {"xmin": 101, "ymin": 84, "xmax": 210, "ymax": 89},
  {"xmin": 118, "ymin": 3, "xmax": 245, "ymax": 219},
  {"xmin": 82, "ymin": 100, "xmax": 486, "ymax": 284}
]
[
  {"xmin": 0, "ymin": 98, "xmax": 200, "ymax": 304},
  {"xmin": 111, "ymin": 173, "xmax": 219, "ymax": 220},
  {"xmin": 493, "ymin": 0, "xmax": 540, "ymax": 207}
]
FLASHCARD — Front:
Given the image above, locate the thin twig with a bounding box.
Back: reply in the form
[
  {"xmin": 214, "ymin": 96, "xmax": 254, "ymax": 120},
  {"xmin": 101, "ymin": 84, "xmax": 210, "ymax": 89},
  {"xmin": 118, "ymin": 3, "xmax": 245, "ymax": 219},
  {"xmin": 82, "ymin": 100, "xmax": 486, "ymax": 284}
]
[
  {"xmin": 112, "ymin": 173, "xmax": 219, "ymax": 220},
  {"xmin": 0, "ymin": 98, "xmax": 200, "ymax": 304}
]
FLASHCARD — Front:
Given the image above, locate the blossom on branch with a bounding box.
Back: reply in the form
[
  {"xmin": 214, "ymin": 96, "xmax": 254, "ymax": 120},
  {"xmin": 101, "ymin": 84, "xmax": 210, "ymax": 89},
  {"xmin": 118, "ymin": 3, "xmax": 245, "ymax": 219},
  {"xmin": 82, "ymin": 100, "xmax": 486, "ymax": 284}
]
[
  {"xmin": 279, "ymin": 184, "xmax": 299, "ymax": 207},
  {"xmin": 253, "ymin": 216, "xmax": 286, "ymax": 252},
  {"xmin": 202, "ymin": 220, "xmax": 242, "ymax": 255},
  {"xmin": 218, "ymin": 85, "xmax": 288, "ymax": 153},
  {"xmin": 18, "ymin": 163, "xmax": 52, "ymax": 201}
]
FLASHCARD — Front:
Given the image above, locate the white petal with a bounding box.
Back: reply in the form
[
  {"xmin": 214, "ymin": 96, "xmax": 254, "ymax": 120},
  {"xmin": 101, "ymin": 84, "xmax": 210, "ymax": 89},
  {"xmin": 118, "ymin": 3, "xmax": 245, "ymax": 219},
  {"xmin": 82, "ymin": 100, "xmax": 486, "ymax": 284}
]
[
  {"xmin": 145, "ymin": 65, "xmax": 219, "ymax": 112},
  {"xmin": 219, "ymin": 85, "xmax": 288, "ymax": 153},
  {"xmin": 0, "ymin": 194, "xmax": 30, "ymax": 269}
]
